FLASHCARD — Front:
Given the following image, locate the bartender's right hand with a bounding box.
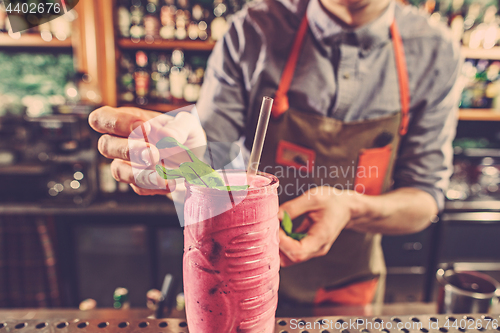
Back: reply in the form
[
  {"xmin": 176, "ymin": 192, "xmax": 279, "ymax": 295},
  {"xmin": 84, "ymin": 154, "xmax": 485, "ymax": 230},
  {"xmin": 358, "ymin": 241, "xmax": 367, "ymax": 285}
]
[{"xmin": 88, "ymin": 106, "xmax": 206, "ymax": 195}]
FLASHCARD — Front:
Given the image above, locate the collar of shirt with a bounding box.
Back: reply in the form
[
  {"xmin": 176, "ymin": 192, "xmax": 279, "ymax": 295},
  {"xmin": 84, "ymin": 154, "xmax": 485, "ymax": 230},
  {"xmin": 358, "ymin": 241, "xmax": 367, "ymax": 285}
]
[{"xmin": 306, "ymin": 0, "xmax": 395, "ymax": 56}]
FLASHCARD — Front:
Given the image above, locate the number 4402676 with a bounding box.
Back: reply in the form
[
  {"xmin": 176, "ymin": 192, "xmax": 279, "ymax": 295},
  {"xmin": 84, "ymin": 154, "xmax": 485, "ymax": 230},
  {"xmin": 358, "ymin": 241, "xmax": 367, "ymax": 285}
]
[
  {"xmin": 443, "ymin": 318, "xmax": 499, "ymax": 330},
  {"xmin": 4, "ymin": 2, "xmax": 62, "ymax": 14}
]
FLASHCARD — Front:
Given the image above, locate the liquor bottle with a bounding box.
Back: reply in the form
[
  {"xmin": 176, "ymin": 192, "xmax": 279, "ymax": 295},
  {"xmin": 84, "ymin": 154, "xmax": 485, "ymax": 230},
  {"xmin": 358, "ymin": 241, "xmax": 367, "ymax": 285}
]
[
  {"xmin": 49, "ymin": 16, "xmax": 72, "ymax": 41},
  {"xmin": 118, "ymin": 53, "xmax": 136, "ymax": 103},
  {"xmin": 448, "ymin": 0, "xmax": 465, "ymax": 43},
  {"xmin": 149, "ymin": 52, "xmax": 160, "ymax": 102},
  {"xmin": 39, "ymin": 22, "xmax": 53, "ymax": 42},
  {"xmin": 462, "ymin": 3, "xmax": 482, "ymax": 48},
  {"xmin": 472, "ymin": 59, "xmax": 489, "ymax": 108},
  {"xmin": 481, "ymin": 5, "xmax": 498, "ymax": 50},
  {"xmin": 117, "ymin": 0, "xmax": 132, "ymax": 38},
  {"xmin": 177, "ymin": 0, "xmax": 189, "ymax": 10},
  {"xmin": 0, "ymin": 2, "xmax": 7, "ymax": 32},
  {"xmin": 160, "ymin": 0, "xmax": 176, "ymax": 40},
  {"xmin": 174, "ymin": 9, "xmax": 189, "ymax": 40},
  {"xmin": 113, "ymin": 287, "xmax": 131, "ymax": 309},
  {"xmin": 183, "ymin": 55, "xmax": 206, "ymax": 102},
  {"xmin": 422, "ymin": 0, "xmax": 435, "ymax": 15},
  {"xmin": 99, "ymin": 161, "xmax": 118, "ymax": 194},
  {"xmin": 135, "ymin": 51, "xmax": 150, "ymax": 106},
  {"xmin": 130, "ymin": 0, "xmax": 146, "ymax": 42},
  {"xmin": 436, "ymin": 0, "xmax": 452, "ymax": 16},
  {"xmin": 211, "ymin": 0, "xmax": 229, "ymax": 41},
  {"xmin": 170, "ymin": 49, "xmax": 187, "ymax": 104},
  {"xmin": 144, "ymin": 0, "xmax": 160, "ymax": 43},
  {"xmin": 156, "ymin": 54, "xmax": 172, "ymax": 103},
  {"xmin": 190, "ymin": 4, "xmax": 207, "ymax": 40}
]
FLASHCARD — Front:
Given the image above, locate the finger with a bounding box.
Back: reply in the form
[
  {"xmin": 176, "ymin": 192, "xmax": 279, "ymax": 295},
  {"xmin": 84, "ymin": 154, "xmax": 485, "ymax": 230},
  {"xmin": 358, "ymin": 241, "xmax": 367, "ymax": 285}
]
[
  {"xmin": 110, "ymin": 159, "xmax": 176, "ymax": 192},
  {"xmin": 298, "ymin": 221, "xmax": 335, "ymax": 258},
  {"xmin": 89, "ymin": 106, "xmax": 156, "ymax": 137},
  {"xmin": 98, "ymin": 135, "xmax": 160, "ymax": 166},
  {"xmin": 278, "ymin": 229, "xmax": 308, "ymax": 264},
  {"xmin": 279, "ymin": 191, "xmax": 322, "ymax": 220},
  {"xmin": 279, "ymin": 220, "xmax": 332, "ymax": 264}
]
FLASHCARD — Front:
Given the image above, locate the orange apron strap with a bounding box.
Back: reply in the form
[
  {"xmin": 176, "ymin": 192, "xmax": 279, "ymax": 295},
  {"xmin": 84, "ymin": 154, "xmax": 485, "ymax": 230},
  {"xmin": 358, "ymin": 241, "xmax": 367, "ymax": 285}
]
[
  {"xmin": 390, "ymin": 21, "xmax": 410, "ymax": 136},
  {"xmin": 272, "ymin": 15, "xmax": 309, "ymax": 118},
  {"xmin": 314, "ymin": 278, "xmax": 379, "ymax": 306}
]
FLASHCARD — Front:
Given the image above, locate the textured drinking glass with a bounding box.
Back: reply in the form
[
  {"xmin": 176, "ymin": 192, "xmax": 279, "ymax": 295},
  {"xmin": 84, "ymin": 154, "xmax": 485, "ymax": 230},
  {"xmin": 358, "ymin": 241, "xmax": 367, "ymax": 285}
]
[{"xmin": 183, "ymin": 171, "xmax": 280, "ymax": 333}]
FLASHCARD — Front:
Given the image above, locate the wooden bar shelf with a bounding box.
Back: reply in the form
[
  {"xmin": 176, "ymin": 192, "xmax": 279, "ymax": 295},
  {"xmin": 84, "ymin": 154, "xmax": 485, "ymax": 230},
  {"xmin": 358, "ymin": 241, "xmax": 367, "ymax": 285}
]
[
  {"xmin": 0, "ymin": 33, "xmax": 73, "ymax": 48},
  {"xmin": 119, "ymin": 105, "xmax": 500, "ymax": 119},
  {"xmin": 118, "ymin": 38, "xmax": 215, "ymax": 51},
  {"xmin": 120, "ymin": 103, "xmax": 192, "ymax": 112},
  {"xmin": 461, "ymin": 46, "xmax": 500, "ymax": 60},
  {"xmin": 459, "ymin": 108, "xmax": 500, "ymax": 121}
]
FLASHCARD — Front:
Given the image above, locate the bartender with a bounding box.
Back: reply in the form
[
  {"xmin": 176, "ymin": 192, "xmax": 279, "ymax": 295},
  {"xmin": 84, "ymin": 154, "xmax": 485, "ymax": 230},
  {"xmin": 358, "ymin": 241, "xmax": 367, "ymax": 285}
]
[{"xmin": 89, "ymin": 0, "xmax": 461, "ymax": 306}]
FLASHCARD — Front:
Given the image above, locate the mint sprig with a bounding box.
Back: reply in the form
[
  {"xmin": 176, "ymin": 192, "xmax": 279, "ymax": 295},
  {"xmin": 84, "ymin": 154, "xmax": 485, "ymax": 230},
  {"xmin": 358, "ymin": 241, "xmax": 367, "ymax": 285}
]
[
  {"xmin": 155, "ymin": 137, "xmax": 249, "ymax": 191},
  {"xmin": 281, "ymin": 211, "xmax": 306, "ymax": 241}
]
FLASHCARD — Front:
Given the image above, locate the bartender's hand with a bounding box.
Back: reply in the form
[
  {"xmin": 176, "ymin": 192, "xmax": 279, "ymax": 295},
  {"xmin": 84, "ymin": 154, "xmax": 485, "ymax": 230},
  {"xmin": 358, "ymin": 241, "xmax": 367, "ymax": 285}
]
[
  {"xmin": 278, "ymin": 186, "xmax": 438, "ymax": 267},
  {"xmin": 88, "ymin": 106, "xmax": 206, "ymax": 195},
  {"xmin": 278, "ymin": 187, "xmax": 356, "ymax": 267}
]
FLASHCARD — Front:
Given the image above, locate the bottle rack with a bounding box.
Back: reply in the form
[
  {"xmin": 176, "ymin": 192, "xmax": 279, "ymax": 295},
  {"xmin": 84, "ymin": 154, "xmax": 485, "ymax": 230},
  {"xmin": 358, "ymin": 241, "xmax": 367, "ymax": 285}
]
[
  {"xmin": 0, "ymin": 33, "xmax": 73, "ymax": 48},
  {"xmin": 118, "ymin": 38, "xmax": 215, "ymax": 51},
  {"xmin": 2, "ymin": 0, "xmax": 500, "ymax": 120}
]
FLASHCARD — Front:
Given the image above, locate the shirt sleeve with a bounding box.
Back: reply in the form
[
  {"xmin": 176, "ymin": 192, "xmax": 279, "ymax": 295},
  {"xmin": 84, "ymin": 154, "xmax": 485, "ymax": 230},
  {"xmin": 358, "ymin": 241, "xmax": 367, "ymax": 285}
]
[
  {"xmin": 392, "ymin": 37, "xmax": 462, "ymax": 212},
  {"xmin": 196, "ymin": 13, "xmax": 251, "ymax": 144}
]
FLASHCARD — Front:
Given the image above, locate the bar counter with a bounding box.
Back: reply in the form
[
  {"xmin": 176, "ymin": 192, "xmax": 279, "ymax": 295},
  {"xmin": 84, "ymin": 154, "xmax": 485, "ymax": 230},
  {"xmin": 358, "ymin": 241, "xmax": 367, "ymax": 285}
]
[{"xmin": 1, "ymin": 303, "xmax": 499, "ymax": 333}]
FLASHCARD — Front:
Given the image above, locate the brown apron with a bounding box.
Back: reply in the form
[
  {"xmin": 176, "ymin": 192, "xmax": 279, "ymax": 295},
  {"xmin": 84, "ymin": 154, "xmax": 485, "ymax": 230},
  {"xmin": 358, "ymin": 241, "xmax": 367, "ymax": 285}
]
[{"xmin": 258, "ymin": 15, "xmax": 410, "ymax": 305}]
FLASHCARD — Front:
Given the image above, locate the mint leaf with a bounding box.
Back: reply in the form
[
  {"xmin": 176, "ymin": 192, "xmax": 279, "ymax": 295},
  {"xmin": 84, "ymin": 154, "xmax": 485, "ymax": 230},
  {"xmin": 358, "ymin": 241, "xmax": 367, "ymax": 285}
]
[
  {"xmin": 213, "ymin": 185, "xmax": 249, "ymax": 191},
  {"xmin": 156, "ymin": 137, "xmax": 199, "ymax": 162},
  {"xmin": 281, "ymin": 211, "xmax": 306, "ymax": 241},
  {"xmin": 281, "ymin": 211, "xmax": 293, "ymax": 235},
  {"xmin": 289, "ymin": 232, "xmax": 307, "ymax": 241},
  {"xmin": 156, "ymin": 137, "xmax": 181, "ymax": 149},
  {"xmin": 155, "ymin": 165, "xmax": 183, "ymax": 179},
  {"xmin": 178, "ymin": 162, "xmax": 224, "ymax": 187},
  {"xmin": 155, "ymin": 136, "xmax": 246, "ymax": 191}
]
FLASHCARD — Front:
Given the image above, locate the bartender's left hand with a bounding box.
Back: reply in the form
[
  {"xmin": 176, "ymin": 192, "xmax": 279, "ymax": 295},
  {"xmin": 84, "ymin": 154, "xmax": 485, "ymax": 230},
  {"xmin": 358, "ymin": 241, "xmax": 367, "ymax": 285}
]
[
  {"xmin": 278, "ymin": 187, "xmax": 358, "ymax": 267},
  {"xmin": 278, "ymin": 186, "xmax": 439, "ymax": 267}
]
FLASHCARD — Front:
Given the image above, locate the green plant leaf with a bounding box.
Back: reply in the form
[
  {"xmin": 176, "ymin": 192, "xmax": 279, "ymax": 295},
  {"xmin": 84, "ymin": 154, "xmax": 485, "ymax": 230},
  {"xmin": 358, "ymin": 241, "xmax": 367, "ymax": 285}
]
[
  {"xmin": 156, "ymin": 137, "xmax": 182, "ymax": 149},
  {"xmin": 155, "ymin": 165, "xmax": 183, "ymax": 179},
  {"xmin": 289, "ymin": 232, "xmax": 307, "ymax": 241},
  {"xmin": 281, "ymin": 211, "xmax": 293, "ymax": 235},
  {"xmin": 281, "ymin": 211, "xmax": 306, "ymax": 241},
  {"xmin": 155, "ymin": 136, "xmax": 241, "ymax": 191},
  {"xmin": 156, "ymin": 137, "xmax": 199, "ymax": 162},
  {"xmin": 212, "ymin": 185, "xmax": 249, "ymax": 191}
]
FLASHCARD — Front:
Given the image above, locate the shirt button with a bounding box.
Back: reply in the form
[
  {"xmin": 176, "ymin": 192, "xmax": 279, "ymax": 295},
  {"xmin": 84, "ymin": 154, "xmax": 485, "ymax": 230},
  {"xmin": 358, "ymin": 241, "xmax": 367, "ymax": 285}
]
[{"xmin": 343, "ymin": 72, "xmax": 350, "ymax": 79}]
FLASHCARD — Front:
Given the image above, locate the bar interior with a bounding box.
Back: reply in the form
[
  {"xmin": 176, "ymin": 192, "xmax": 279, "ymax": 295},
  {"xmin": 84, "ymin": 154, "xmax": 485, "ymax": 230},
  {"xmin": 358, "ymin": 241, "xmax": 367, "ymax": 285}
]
[{"xmin": 0, "ymin": 0, "xmax": 499, "ymax": 332}]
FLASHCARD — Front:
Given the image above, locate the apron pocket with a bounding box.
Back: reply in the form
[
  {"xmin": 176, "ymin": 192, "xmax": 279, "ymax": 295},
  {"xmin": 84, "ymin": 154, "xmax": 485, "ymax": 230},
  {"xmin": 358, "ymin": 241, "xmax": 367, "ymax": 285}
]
[
  {"xmin": 275, "ymin": 140, "xmax": 315, "ymax": 173},
  {"xmin": 354, "ymin": 145, "xmax": 392, "ymax": 195}
]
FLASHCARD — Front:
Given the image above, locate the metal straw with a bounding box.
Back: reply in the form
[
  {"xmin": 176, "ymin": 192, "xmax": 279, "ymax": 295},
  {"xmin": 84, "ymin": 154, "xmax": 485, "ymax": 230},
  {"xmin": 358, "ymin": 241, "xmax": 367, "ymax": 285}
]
[{"xmin": 247, "ymin": 96, "xmax": 273, "ymax": 176}]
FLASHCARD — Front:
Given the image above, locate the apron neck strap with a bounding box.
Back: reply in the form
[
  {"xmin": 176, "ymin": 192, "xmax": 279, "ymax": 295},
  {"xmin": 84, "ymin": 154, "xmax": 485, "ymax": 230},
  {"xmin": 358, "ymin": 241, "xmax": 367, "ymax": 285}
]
[
  {"xmin": 272, "ymin": 15, "xmax": 309, "ymax": 118},
  {"xmin": 272, "ymin": 16, "xmax": 411, "ymax": 136},
  {"xmin": 390, "ymin": 20, "xmax": 410, "ymax": 136}
]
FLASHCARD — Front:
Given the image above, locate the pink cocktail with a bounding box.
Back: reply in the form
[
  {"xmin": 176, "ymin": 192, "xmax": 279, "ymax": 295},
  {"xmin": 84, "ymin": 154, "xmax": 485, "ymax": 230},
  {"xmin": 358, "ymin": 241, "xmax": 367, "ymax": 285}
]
[{"xmin": 183, "ymin": 171, "xmax": 280, "ymax": 333}]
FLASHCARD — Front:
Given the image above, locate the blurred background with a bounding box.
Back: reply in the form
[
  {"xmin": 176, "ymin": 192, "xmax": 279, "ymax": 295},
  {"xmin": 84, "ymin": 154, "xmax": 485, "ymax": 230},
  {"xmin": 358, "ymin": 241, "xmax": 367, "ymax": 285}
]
[{"xmin": 0, "ymin": 0, "xmax": 499, "ymax": 311}]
